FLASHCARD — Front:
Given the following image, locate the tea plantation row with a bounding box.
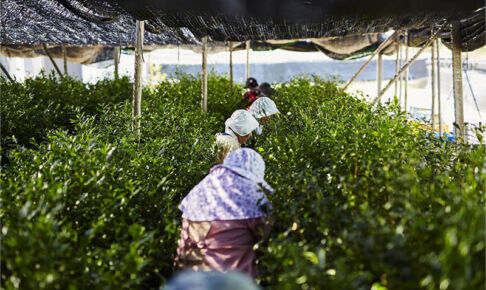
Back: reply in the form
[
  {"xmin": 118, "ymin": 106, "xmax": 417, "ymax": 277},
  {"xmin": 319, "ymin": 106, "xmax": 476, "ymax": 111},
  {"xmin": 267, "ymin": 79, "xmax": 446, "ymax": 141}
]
[{"xmin": 1, "ymin": 73, "xmax": 484, "ymax": 289}]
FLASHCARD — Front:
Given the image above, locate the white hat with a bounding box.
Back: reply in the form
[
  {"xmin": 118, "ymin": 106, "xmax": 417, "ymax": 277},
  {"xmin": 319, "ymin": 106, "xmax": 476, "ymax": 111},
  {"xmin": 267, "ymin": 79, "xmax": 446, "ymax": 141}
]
[
  {"xmin": 248, "ymin": 97, "xmax": 280, "ymax": 119},
  {"xmin": 224, "ymin": 110, "xmax": 259, "ymax": 136}
]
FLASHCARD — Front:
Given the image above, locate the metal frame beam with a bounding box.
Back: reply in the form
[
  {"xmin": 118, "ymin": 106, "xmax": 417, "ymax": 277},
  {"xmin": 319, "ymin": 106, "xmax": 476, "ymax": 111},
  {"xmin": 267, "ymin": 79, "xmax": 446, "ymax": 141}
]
[
  {"xmin": 343, "ymin": 31, "xmax": 397, "ymax": 90},
  {"xmin": 373, "ymin": 22, "xmax": 446, "ymax": 104}
]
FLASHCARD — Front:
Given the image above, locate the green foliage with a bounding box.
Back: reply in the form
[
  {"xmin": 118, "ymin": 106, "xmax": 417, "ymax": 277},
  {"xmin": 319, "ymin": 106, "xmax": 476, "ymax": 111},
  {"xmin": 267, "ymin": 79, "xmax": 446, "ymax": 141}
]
[
  {"xmin": 0, "ymin": 72, "xmax": 132, "ymax": 147},
  {"xmin": 1, "ymin": 73, "xmax": 484, "ymax": 289},
  {"xmin": 256, "ymin": 77, "xmax": 485, "ymax": 289}
]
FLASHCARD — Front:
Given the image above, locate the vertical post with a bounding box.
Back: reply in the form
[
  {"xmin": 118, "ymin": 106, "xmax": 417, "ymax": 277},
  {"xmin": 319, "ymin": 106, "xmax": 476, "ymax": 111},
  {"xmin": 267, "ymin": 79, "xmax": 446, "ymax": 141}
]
[
  {"xmin": 245, "ymin": 40, "xmax": 250, "ymax": 80},
  {"xmin": 377, "ymin": 52, "xmax": 383, "ymax": 95},
  {"xmin": 394, "ymin": 39, "xmax": 399, "ymax": 97},
  {"xmin": 373, "ymin": 22, "xmax": 446, "ymax": 104},
  {"xmin": 201, "ymin": 36, "xmax": 208, "ymax": 114},
  {"xmin": 114, "ymin": 46, "xmax": 120, "ymax": 79},
  {"xmin": 229, "ymin": 41, "xmax": 233, "ymax": 92},
  {"xmin": 431, "ymin": 38, "xmax": 436, "ymax": 132},
  {"xmin": 404, "ymin": 31, "xmax": 409, "ymax": 112},
  {"xmin": 132, "ymin": 20, "xmax": 144, "ymax": 141},
  {"xmin": 436, "ymin": 39, "xmax": 443, "ymax": 135},
  {"xmin": 451, "ymin": 21, "xmax": 464, "ymax": 140},
  {"xmin": 62, "ymin": 45, "xmax": 68, "ymax": 76},
  {"xmin": 399, "ymin": 43, "xmax": 403, "ymax": 102}
]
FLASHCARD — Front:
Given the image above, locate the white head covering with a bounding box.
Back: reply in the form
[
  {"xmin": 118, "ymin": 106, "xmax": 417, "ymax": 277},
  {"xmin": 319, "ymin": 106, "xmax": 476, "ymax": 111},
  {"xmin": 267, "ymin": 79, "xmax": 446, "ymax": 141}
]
[
  {"xmin": 248, "ymin": 97, "xmax": 280, "ymax": 119},
  {"xmin": 224, "ymin": 110, "xmax": 259, "ymax": 136}
]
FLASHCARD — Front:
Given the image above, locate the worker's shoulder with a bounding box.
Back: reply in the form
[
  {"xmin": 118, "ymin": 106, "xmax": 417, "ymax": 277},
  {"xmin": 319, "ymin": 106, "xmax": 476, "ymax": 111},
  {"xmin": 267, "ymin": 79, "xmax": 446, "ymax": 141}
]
[
  {"xmin": 216, "ymin": 133, "xmax": 236, "ymax": 141},
  {"xmin": 215, "ymin": 133, "xmax": 240, "ymax": 147}
]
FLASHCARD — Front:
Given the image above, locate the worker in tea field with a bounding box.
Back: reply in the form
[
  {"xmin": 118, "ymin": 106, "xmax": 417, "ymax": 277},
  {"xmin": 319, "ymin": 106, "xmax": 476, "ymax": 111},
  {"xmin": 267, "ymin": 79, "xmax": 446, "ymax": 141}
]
[
  {"xmin": 214, "ymin": 110, "xmax": 259, "ymax": 163},
  {"xmin": 174, "ymin": 148, "xmax": 273, "ymax": 278},
  {"xmin": 257, "ymin": 82, "xmax": 275, "ymax": 99},
  {"xmin": 248, "ymin": 97, "xmax": 280, "ymax": 135},
  {"xmin": 243, "ymin": 77, "xmax": 260, "ymax": 108}
]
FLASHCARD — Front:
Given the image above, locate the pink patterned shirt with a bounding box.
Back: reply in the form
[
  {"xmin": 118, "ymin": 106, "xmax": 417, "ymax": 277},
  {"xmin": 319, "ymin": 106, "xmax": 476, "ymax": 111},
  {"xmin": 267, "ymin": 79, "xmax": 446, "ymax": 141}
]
[{"xmin": 174, "ymin": 217, "xmax": 272, "ymax": 278}]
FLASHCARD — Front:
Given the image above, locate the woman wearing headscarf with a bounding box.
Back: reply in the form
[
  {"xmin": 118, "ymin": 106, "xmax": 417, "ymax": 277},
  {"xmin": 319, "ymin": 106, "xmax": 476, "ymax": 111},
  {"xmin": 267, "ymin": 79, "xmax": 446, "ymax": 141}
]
[
  {"xmin": 174, "ymin": 148, "xmax": 274, "ymax": 278},
  {"xmin": 242, "ymin": 77, "xmax": 260, "ymax": 108},
  {"xmin": 214, "ymin": 110, "xmax": 259, "ymax": 163},
  {"xmin": 248, "ymin": 97, "xmax": 280, "ymax": 135},
  {"xmin": 257, "ymin": 82, "xmax": 275, "ymax": 99}
]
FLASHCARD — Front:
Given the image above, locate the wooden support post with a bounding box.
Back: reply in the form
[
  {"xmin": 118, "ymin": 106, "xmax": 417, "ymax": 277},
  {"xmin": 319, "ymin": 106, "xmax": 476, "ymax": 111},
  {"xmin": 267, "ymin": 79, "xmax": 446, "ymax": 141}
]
[
  {"xmin": 229, "ymin": 41, "xmax": 233, "ymax": 92},
  {"xmin": 404, "ymin": 31, "xmax": 409, "ymax": 112},
  {"xmin": 451, "ymin": 21, "xmax": 465, "ymax": 140},
  {"xmin": 436, "ymin": 39, "xmax": 443, "ymax": 135},
  {"xmin": 373, "ymin": 23, "xmax": 446, "ymax": 104},
  {"xmin": 431, "ymin": 38, "xmax": 436, "ymax": 131},
  {"xmin": 399, "ymin": 43, "xmax": 403, "ymax": 102},
  {"xmin": 377, "ymin": 52, "xmax": 383, "ymax": 95},
  {"xmin": 62, "ymin": 45, "xmax": 68, "ymax": 76},
  {"xmin": 42, "ymin": 44, "xmax": 63, "ymax": 78},
  {"xmin": 114, "ymin": 46, "xmax": 120, "ymax": 79},
  {"xmin": 343, "ymin": 32, "xmax": 396, "ymax": 90},
  {"xmin": 201, "ymin": 36, "xmax": 208, "ymax": 114},
  {"xmin": 131, "ymin": 20, "xmax": 144, "ymax": 141},
  {"xmin": 0, "ymin": 62, "xmax": 14, "ymax": 82},
  {"xmin": 394, "ymin": 41, "xmax": 400, "ymax": 97},
  {"xmin": 245, "ymin": 40, "xmax": 250, "ymax": 80}
]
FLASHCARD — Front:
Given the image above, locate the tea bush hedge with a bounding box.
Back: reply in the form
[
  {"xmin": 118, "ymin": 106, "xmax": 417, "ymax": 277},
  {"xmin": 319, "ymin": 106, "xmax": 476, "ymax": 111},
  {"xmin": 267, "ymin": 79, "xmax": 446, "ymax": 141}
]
[
  {"xmin": 1, "ymin": 73, "xmax": 484, "ymax": 289},
  {"xmin": 1, "ymin": 73, "xmax": 132, "ymax": 148}
]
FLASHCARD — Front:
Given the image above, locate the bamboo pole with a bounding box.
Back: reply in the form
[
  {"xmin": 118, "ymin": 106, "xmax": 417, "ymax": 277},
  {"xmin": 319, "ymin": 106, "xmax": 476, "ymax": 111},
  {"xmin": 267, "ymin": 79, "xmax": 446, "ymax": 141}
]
[
  {"xmin": 343, "ymin": 32, "xmax": 396, "ymax": 90},
  {"xmin": 245, "ymin": 40, "xmax": 250, "ymax": 80},
  {"xmin": 42, "ymin": 44, "xmax": 63, "ymax": 78},
  {"xmin": 373, "ymin": 23, "xmax": 446, "ymax": 104},
  {"xmin": 404, "ymin": 31, "xmax": 409, "ymax": 112},
  {"xmin": 431, "ymin": 37, "xmax": 436, "ymax": 131},
  {"xmin": 131, "ymin": 20, "xmax": 144, "ymax": 141},
  {"xmin": 451, "ymin": 21, "xmax": 465, "ymax": 140},
  {"xmin": 114, "ymin": 46, "xmax": 120, "ymax": 79},
  {"xmin": 0, "ymin": 62, "xmax": 14, "ymax": 82},
  {"xmin": 62, "ymin": 45, "xmax": 68, "ymax": 76},
  {"xmin": 436, "ymin": 39, "xmax": 443, "ymax": 135},
  {"xmin": 201, "ymin": 36, "xmax": 208, "ymax": 114},
  {"xmin": 377, "ymin": 52, "xmax": 383, "ymax": 95},
  {"xmin": 229, "ymin": 41, "xmax": 233, "ymax": 92}
]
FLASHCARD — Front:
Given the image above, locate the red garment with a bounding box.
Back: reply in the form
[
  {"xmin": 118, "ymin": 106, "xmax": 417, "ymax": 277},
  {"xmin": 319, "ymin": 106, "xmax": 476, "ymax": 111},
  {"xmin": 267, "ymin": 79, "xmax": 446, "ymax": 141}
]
[
  {"xmin": 243, "ymin": 90, "xmax": 259, "ymax": 104},
  {"xmin": 175, "ymin": 217, "xmax": 272, "ymax": 278}
]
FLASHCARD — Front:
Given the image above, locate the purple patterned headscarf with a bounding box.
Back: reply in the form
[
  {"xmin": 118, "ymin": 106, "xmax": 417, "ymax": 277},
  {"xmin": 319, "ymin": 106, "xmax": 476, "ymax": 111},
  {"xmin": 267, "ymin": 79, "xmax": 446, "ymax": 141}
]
[{"xmin": 179, "ymin": 148, "xmax": 273, "ymax": 221}]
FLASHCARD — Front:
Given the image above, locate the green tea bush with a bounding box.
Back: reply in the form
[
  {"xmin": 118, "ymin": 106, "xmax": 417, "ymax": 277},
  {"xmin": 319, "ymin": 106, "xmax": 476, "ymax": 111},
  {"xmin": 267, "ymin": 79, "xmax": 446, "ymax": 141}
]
[
  {"xmin": 1, "ymin": 73, "xmax": 484, "ymax": 289},
  {"xmin": 0, "ymin": 73, "xmax": 132, "ymax": 148},
  {"xmin": 256, "ymin": 76, "xmax": 485, "ymax": 289}
]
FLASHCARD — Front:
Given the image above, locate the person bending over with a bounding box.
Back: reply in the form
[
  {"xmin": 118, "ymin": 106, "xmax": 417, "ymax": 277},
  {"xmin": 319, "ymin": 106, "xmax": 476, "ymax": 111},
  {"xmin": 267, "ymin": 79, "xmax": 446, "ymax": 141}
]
[
  {"xmin": 248, "ymin": 97, "xmax": 280, "ymax": 135},
  {"xmin": 243, "ymin": 77, "xmax": 260, "ymax": 108},
  {"xmin": 174, "ymin": 148, "xmax": 274, "ymax": 279},
  {"xmin": 214, "ymin": 110, "xmax": 259, "ymax": 163},
  {"xmin": 257, "ymin": 82, "xmax": 275, "ymax": 99}
]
